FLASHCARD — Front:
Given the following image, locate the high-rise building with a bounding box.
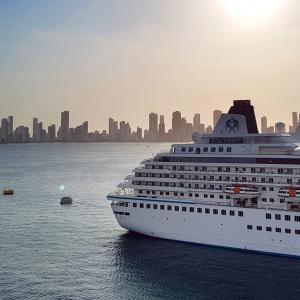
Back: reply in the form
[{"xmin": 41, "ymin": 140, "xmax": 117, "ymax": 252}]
[
  {"xmin": 261, "ymin": 116, "xmax": 268, "ymax": 133},
  {"xmin": 136, "ymin": 127, "xmax": 143, "ymax": 141},
  {"xmin": 193, "ymin": 114, "xmax": 201, "ymax": 132},
  {"xmin": 37, "ymin": 122, "xmax": 43, "ymax": 142},
  {"xmin": 83, "ymin": 121, "xmax": 88, "ymax": 142},
  {"xmin": 48, "ymin": 124, "xmax": 56, "ymax": 142},
  {"xmin": 213, "ymin": 110, "xmax": 222, "ymax": 128},
  {"xmin": 14, "ymin": 126, "xmax": 30, "ymax": 143},
  {"xmin": 172, "ymin": 111, "xmax": 182, "ymax": 140},
  {"xmin": 291, "ymin": 112, "xmax": 298, "ymax": 133},
  {"xmin": 109, "ymin": 118, "xmax": 114, "ymax": 136},
  {"xmin": 1, "ymin": 118, "xmax": 9, "ymax": 142},
  {"xmin": 159, "ymin": 115, "xmax": 165, "ymax": 141},
  {"xmin": 206, "ymin": 125, "xmax": 213, "ymax": 134},
  {"xmin": 33, "ymin": 117, "xmax": 38, "ymax": 141},
  {"xmin": 149, "ymin": 113, "xmax": 158, "ymax": 141},
  {"xmin": 61, "ymin": 111, "xmax": 69, "ymax": 142},
  {"xmin": 8, "ymin": 116, "xmax": 13, "ymax": 138}
]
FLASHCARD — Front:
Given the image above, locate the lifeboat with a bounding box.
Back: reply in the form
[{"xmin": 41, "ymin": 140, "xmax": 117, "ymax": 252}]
[
  {"xmin": 278, "ymin": 187, "xmax": 300, "ymax": 198},
  {"xmin": 224, "ymin": 185, "xmax": 260, "ymax": 198}
]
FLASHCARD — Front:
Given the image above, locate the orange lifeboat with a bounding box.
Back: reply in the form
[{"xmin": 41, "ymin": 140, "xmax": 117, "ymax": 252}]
[
  {"xmin": 289, "ymin": 188, "xmax": 297, "ymax": 197},
  {"xmin": 234, "ymin": 186, "xmax": 241, "ymax": 194}
]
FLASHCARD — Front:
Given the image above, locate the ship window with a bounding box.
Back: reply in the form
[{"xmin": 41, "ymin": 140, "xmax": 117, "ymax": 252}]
[
  {"xmin": 119, "ymin": 212, "xmax": 124, "ymax": 215},
  {"xmin": 205, "ymin": 208, "xmax": 210, "ymax": 214},
  {"xmin": 226, "ymin": 195, "xmax": 230, "ymax": 199},
  {"xmin": 146, "ymin": 191, "xmax": 150, "ymax": 194},
  {"xmin": 174, "ymin": 192, "xmax": 178, "ymax": 196},
  {"xmin": 181, "ymin": 147, "xmax": 186, "ymax": 152},
  {"xmin": 257, "ymin": 226, "xmax": 262, "ymax": 231},
  {"xmin": 166, "ymin": 192, "xmax": 169, "ymax": 196},
  {"xmin": 211, "ymin": 147, "xmax": 216, "ymax": 152},
  {"xmin": 125, "ymin": 212, "xmax": 130, "ymax": 216},
  {"xmin": 180, "ymin": 193, "xmax": 184, "ymax": 196},
  {"xmin": 275, "ymin": 214, "xmax": 281, "ymax": 220},
  {"xmin": 197, "ymin": 208, "xmax": 202, "ymax": 213},
  {"xmin": 221, "ymin": 210, "xmax": 226, "ymax": 215},
  {"xmin": 190, "ymin": 207, "xmax": 194, "ymax": 212},
  {"xmin": 167, "ymin": 205, "xmax": 172, "ymax": 211},
  {"xmin": 280, "ymin": 199, "xmax": 284, "ymax": 203},
  {"xmin": 269, "ymin": 198, "xmax": 274, "ymax": 203},
  {"xmin": 295, "ymin": 230, "xmax": 300, "ymax": 235},
  {"xmin": 262, "ymin": 198, "xmax": 267, "ymax": 202},
  {"xmin": 238, "ymin": 211, "xmax": 243, "ymax": 217},
  {"xmin": 247, "ymin": 225, "xmax": 253, "ymax": 230},
  {"xmin": 213, "ymin": 209, "xmax": 218, "ymax": 215},
  {"xmin": 285, "ymin": 215, "xmax": 291, "ymax": 221},
  {"xmin": 160, "ymin": 191, "xmax": 163, "ymax": 195},
  {"xmin": 230, "ymin": 210, "xmax": 235, "ymax": 216},
  {"xmin": 160, "ymin": 205, "xmax": 165, "ymax": 210},
  {"xmin": 189, "ymin": 193, "xmax": 192, "ymax": 197},
  {"xmin": 269, "ymin": 187, "xmax": 274, "ymax": 191},
  {"xmin": 133, "ymin": 203, "xmax": 137, "ymax": 208},
  {"xmin": 175, "ymin": 206, "xmax": 179, "ymax": 211},
  {"xmin": 262, "ymin": 187, "xmax": 266, "ymax": 191},
  {"xmin": 219, "ymin": 147, "xmax": 224, "ymax": 152},
  {"xmin": 196, "ymin": 148, "xmax": 201, "ymax": 154},
  {"xmin": 276, "ymin": 228, "xmax": 281, "ymax": 233},
  {"xmin": 210, "ymin": 195, "xmax": 214, "ymax": 199},
  {"xmin": 146, "ymin": 204, "xmax": 151, "ymax": 209},
  {"xmin": 295, "ymin": 216, "xmax": 300, "ymax": 222},
  {"xmin": 203, "ymin": 147, "xmax": 208, "ymax": 152},
  {"xmin": 266, "ymin": 227, "xmax": 272, "ymax": 232},
  {"xmin": 285, "ymin": 228, "xmax": 291, "ymax": 234},
  {"xmin": 219, "ymin": 195, "xmax": 224, "ymax": 199},
  {"xmin": 226, "ymin": 147, "xmax": 232, "ymax": 152},
  {"xmin": 195, "ymin": 193, "xmax": 199, "ymax": 197},
  {"xmin": 204, "ymin": 194, "xmax": 208, "ymax": 198},
  {"xmin": 153, "ymin": 204, "xmax": 158, "ymax": 209},
  {"xmin": 188, "ymin": 147, "xmax": 193, "ymax": 152},
  {"xmin": 182, "ymin": 206, "xmax": 187, "ymax": 212},
  {"xmin": 140, "ymin": 203, "xmax": 144, "ymax": 208},
  {"xmin": 139, "ymin": 190, "xmax": 142, "ymax": 194},
  {"xmin": 266, "ymin": 213, "xmax": 271, "ymax": 219}
]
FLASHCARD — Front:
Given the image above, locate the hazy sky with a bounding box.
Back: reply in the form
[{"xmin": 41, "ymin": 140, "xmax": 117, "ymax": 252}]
[{"xmin": 1, "ymin": 0, "xmax": 300, "ymax": 131}]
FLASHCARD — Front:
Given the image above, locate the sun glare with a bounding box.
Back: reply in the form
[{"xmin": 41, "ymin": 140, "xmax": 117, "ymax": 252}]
[{"xmin": 220, "ymin": 0, "xmax": 284, "ymax": 26}]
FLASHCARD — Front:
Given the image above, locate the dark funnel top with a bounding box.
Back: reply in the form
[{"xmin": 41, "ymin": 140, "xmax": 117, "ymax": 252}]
[{"xmin": 228, "ymin": 100, "xmax": 258, "ymax": 134}]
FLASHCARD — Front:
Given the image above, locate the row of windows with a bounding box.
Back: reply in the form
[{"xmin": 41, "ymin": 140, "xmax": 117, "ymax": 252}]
[
  {"xmin": 113, "ymin": 210, "xmax": 130, "ymax": 216},
  {"xmin": 132, "ymin": 202, "xmax": 243, "ymax": 216},
  {"xmin": 156, "ymin": 156, "xmax": 300, "ymax": 165},
  {"xmin": 179, "ymin": 146, "xmax": 232, "ymax": 153},
  {"xmin": 265, "ymin": 213, "xmax": 300, "ymax": 222},
  {"xmin": 247, "ymin": 225, "xmax": 300, "ymax": 234},
  {"xmin": 137, "ymin": 190, "xmax": 231, "ymax": 199}
]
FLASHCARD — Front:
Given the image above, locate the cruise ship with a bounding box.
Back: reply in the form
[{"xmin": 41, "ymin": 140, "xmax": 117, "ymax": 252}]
[{"xmin": 107, "ymin": 100, "xmax": 300, "ymax": 257}]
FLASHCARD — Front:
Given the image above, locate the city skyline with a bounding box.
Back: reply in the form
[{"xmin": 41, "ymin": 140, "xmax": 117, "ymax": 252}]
[
  {"xmin": 1, "ymin": 1, "xmax": 300, "ymax": 131},
  {"xmin": 1, "ymin": 106, "xmax": 300, "ymax": 143}
]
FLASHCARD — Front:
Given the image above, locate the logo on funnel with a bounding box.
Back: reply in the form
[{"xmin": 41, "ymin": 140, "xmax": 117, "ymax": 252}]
[{"xmin": 225, "ymin": 118, "xmax": 239, "ymax": 132}]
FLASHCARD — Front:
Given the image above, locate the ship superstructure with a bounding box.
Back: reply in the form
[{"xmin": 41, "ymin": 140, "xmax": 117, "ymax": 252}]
[{"xmin": 107, "ymin": 100, "xmax": 300, "ymax": 257}]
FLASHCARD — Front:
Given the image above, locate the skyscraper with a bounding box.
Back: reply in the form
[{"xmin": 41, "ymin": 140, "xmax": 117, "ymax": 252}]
[
  {"xmin": 8, "ymin": 116, "xmax": 13, "ymax": 138},
  {"xmin": 48, "ymin": 124, "xmax": 56, "ymax": 142},
  {"xmin": 261, "ymin": 116, "xmax": 268, "ymax": 133},
  {"xmin": 83, "ymin": 121, "xmax": 88, "ymax": 142},
  {"xmin": 159, "ymin": 115, "xmax": 165, "ymax": 141},
  {"xmin": 33, "ymin": 117, "xmax": 38, "ymax": 141},
  {"xmin": 193, "ymin": 114, "xmax": 201, "ymax": 132},
  {"xmin": 213, "ymin": 110, "xmax": 222, "ymax": 128},
  {"xmin": 292, "ymin": 112, "xmax": 298, "ymax": 132},
  {"xmin": 61, "ymin": 111, "xmax": 69, "ymax": 142},
  {"xmin": 109, "ymin": 118, "xmax": 114, "ymax": 136},
  {"xmin": 172, "ymin": 111, "xmax": 182, "ymax": 140},
  {"xmin": 149, "ymin": 112, "xmax": 158, "ymax": 141},
  {"xmin": 1, "ymin": 118, "xmax": 9, "ymax": 142}
]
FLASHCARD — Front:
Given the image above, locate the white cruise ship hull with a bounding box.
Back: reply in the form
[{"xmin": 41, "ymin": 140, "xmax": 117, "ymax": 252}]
[{"xmin": 108, "ymin": 195, "xmax": 300, "ymax": 257}]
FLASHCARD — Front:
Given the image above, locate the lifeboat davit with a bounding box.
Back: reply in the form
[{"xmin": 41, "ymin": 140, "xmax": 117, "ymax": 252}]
[
  {"xmin": 278, "ymin": 187, "xmax": 300, "ymax": 198},
  {"xmin": 225, "ymin": 185, "xmax": 260, "ymax": 198}
]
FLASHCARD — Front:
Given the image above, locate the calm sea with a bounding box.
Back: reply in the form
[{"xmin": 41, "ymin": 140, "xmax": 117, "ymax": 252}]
[{"xmin": 1, "ymin": 143, "xmax": 300, "ymax": 300}]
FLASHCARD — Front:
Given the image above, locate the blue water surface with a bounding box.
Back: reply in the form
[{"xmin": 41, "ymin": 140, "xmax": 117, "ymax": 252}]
[{"xmin": 0, "ymin": 143, "xmax": 300, "ymax": 300}]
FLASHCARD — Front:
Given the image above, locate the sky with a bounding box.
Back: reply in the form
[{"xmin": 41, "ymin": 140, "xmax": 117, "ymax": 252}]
[{"xmin": 1, "ymin": 0, "xmax": 300, "ymax": 131}]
